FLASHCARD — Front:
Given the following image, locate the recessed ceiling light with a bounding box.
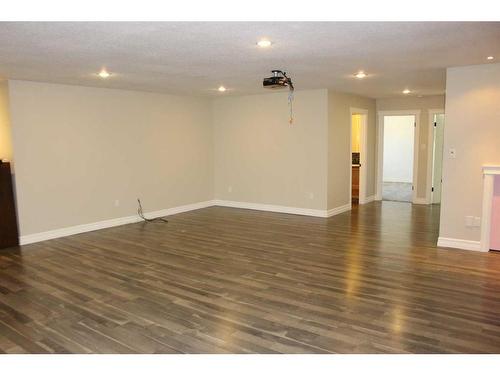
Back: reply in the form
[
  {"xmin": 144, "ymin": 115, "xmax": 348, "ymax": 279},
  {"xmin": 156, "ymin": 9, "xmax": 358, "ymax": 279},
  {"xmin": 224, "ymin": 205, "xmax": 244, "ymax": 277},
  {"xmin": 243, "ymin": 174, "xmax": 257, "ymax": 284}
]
[
  {"xmin": 257, "ymin": 39, "xmax": 272, "ymax": 48},
  {"xmin": 98, "ymin": 69, "xmax": 111, "ymax": 79},
  {"xmin": 218, "ymin": 86, "xmax": 227, "ymax": 92},
  {"xmin": 403, "ymin": 89, "xmax": 411, "ymax": 94},
  {"xmin": 354, "ymin": 71, "xmax": 367, "ymax": 79},
  {"xmin": 487, "ymin": 56, "xmax": 494, "ymax": 60}
]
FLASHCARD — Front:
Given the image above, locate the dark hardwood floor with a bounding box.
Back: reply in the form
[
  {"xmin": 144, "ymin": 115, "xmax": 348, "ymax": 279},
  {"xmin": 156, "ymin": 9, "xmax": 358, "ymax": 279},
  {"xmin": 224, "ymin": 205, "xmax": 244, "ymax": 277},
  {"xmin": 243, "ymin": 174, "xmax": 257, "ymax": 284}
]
[{"xmin": 1, "ymin": 201, "xmax": 500, "ymax": 353}]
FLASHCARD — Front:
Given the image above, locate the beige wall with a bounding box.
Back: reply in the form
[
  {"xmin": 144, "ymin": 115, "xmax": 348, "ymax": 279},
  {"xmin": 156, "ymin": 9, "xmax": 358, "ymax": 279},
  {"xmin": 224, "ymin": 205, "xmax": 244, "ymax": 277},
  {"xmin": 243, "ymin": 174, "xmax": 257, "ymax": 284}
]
[
  {"xmin": 439, "ymin": 63, "xmax": 500, "ymax": 242},
  {"xmin": 376, "ymin": 95, "xmax": 445, "ymax": 199},
  {"xmin": 9, "ymin": 80, "xmax": 213, "ymax": 236},
  {"xmin": 5, "ymin": 80, "xmax": 390, "ymax": 239},
  {"xmin": 328, "ymin": 90, "xmax": 377, "ymax": 210},
  {"xmin": 0, "ymin": 80, "xmax": 13, "ymax": 163},
  {"xmin": 213, "ymin": 89, "xmax": 329, "ymax": 210}
]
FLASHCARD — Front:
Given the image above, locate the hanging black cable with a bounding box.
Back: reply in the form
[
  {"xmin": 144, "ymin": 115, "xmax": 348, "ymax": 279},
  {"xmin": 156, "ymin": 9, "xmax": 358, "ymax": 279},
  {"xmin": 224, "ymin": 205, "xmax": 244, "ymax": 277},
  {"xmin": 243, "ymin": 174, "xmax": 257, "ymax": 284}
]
[
  {"xmin": 137, "ymin": 198, "xmax": 168, "ymax": 223},
  {"xmin": 262, "ymin": 70, "xmax": 295, "ymax": 124}
]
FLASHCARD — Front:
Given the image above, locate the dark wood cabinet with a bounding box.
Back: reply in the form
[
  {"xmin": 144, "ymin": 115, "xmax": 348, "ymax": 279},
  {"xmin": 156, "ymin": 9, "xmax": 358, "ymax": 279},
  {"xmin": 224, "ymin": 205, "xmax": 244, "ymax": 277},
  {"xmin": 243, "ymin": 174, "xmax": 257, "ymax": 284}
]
[
  {"xmin": 0, "ymin": 162, "xmax": 19, "ymax": 249},
  {"xmin": 352, "ymin": 165, "xmax": 360, "ymax": 203}
]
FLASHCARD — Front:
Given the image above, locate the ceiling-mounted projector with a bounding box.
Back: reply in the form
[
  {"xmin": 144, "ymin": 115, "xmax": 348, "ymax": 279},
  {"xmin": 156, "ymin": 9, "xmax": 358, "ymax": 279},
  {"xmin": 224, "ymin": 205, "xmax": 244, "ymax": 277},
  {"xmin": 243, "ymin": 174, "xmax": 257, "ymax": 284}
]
[
  {"xmin": 263, "ymin": 70, "xmax": 294, "ymax": 90},
  {"xmin": 262, "ymin": 69, "xmax": 295, "ymax": 125}
]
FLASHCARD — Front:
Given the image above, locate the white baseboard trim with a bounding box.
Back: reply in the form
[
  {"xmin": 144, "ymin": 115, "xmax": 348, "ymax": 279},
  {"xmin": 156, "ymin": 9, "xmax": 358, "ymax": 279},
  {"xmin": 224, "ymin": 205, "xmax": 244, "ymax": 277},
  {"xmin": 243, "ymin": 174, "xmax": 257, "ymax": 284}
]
[
  {"xmin": 19, "ymin": 200, "xmax": 216, "ymax": 245},
  {"xmin": 20, "ymin": 198, "xmax": 356, "ymax": 245},
  {"xmin": 213, "ymin": 199, "xmax": 328, "ymax": 217},
  {"xmin": 437, "ymin": 237, "xmax": 483, "ymax": 252},
  {"xmin": 326, "ymin": 203, "xmax": 352, "ymax": 217},
  {"xmin": 359, "ymin": 195, "xmax": 376, "ymax": 205},
  {"xmin": 146, "ymin": 200, "xmax": 216, "ymax": 219},
  {"xmin": 413, "ymin": 198, "xmax": 429, "ymax": 205}
]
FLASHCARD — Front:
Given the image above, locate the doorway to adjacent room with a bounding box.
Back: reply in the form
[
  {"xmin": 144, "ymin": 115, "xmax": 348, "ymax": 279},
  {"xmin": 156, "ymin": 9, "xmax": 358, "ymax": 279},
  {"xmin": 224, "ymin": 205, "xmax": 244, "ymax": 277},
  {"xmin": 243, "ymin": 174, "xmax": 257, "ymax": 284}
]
[
  {"xmin": 350, "ymin": 108, "xmax": 368, "ymax": 205},
  {"xmin": 377, "ymin": 113, "xmax": 418, "ymax": 203}
]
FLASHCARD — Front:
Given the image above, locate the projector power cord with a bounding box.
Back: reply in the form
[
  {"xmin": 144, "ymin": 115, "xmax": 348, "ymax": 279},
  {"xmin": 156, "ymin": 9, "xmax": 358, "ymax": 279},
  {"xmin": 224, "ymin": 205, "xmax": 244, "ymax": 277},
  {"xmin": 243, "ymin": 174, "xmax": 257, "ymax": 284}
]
[{"xmin": 137, "ymin": 198, "xmax": 168, "ymax": 223}]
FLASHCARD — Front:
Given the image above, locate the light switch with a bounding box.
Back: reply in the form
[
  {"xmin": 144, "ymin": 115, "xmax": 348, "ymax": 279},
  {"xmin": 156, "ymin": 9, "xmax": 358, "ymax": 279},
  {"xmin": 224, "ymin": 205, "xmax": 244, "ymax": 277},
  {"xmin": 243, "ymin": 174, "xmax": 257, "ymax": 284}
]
[{"xmin": 449, "ymin": 148, "xmax": 456, "ymax": 159}]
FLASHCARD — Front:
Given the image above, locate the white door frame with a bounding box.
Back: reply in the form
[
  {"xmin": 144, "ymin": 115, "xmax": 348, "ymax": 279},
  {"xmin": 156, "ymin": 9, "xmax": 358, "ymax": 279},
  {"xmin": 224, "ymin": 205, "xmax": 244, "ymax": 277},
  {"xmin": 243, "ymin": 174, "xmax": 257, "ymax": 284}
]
[
  {"xmin": 426, "ymin": 109, "xmax": 445, "ymax": 204},
  {"xmin": 376, "ymin": 110, "xmax": 421, "ymax": 203},
  {"xmin": 350, "ymin": 108, "xmax": 369, "ymax": 204}
]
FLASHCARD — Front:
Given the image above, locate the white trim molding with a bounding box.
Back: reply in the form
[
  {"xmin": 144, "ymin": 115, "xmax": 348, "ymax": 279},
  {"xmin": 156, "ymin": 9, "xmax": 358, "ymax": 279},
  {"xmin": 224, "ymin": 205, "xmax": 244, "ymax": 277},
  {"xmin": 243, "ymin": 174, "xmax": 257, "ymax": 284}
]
[
  {"xmin": 426, "ymin": 109, "xmax": 445, "ymax": 205},
  {"xmin": 326, "ymin": 203, "xmax": 352, "ymax": 217},
  {"xmin": 437, "ymin": 237, "xmax": 482, "ymax": 252},
  {"xmin": 20, "ymin": 200, "xmax": 216, "ymax": 245},
  {"xmin": 20, "ymin": 198, "xmax": 359, "ymax": 246},
  {"xmin": 377, "ymin": 110, "xmax": 422, "ymax": 116},
  {"xmin": 350, "ymin": 107, "xmax": 369, "ymax": 205},
  {"xmin": 480, "ymin": 165, "xmax": 500, "ymax": 251},
  {"xmin": 482, "ymin": 165, "xmax": 500, "ymax": 175},
  {"xmin": 213, "ymin": 200, "xmax": 353, "ymax": 218},
  {"xmin": 359, "ymin": 195, "xmax": 376, "ymax": 205},
  {"xmin": 413, "ymin": 197, "xmax": 428, "ymax": 205}
]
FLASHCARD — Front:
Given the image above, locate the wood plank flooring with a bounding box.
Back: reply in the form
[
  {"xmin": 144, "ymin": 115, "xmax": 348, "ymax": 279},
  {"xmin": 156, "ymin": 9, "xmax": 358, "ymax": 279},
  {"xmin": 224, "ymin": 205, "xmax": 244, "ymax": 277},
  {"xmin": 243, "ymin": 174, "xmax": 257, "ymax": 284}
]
[{"xmin": 1, "ymin": 201, "xmax": 500, "ymax": 353}]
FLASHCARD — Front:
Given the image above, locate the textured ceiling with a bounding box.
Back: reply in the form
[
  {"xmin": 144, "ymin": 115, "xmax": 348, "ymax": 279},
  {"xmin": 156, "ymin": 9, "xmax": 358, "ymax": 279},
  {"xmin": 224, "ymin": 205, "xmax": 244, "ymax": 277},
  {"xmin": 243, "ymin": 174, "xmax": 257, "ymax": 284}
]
[{"xmin": 0, "ymin": 22, "xmax": 499, "ymax": 98}]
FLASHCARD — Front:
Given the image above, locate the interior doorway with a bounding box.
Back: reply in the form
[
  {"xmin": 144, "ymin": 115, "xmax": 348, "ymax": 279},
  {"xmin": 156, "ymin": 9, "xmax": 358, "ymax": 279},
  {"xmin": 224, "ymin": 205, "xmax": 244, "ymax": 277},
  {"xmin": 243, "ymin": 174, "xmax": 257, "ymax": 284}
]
[
  {"xmin": 430, "ymin": 113, "xmax": 445, "ymax": 204},
  {"xmin": 377, "ymin": 112, "xmax": 419, "ymax": 203},
  {"xmin": 350, "ymin": 108, "xmax": 368, "ymax": 205}
]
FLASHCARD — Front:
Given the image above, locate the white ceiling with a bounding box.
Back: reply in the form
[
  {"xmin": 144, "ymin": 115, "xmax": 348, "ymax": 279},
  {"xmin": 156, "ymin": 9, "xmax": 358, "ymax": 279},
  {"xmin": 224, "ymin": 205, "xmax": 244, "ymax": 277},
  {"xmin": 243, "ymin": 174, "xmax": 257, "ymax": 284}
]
[{"xmin": 0, "ymin": 22, "xmax": 499, "ymax": 98}]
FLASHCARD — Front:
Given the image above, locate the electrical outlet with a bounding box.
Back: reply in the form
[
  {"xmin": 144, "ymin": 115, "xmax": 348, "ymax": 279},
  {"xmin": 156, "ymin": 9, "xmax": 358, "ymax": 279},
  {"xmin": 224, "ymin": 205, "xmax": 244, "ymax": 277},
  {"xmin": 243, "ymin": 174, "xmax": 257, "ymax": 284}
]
[
  {"xmin": 308, "ymin": 192, "xmax": 315, "ymax": 200},
  {"xmin": 473, "ymin": 217, "xmax": 481, "ymax": 227},
  {"xmin": 228, "ymin": 186, "xmax": 233, "ymax": 193},
  {"xmin": 465, "ymin": 216, "xmax": 474, "ymax": 227},
  {"xmin": 114, "ymin": 199, "xmax": 120, "ymax": 207}
]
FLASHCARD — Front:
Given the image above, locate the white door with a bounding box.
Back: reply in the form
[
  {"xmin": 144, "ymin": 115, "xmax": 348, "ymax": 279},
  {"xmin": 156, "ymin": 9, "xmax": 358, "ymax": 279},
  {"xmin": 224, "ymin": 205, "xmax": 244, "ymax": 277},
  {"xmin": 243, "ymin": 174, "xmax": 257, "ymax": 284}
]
[{"xmin": 431, "ymin": 114, "xmax": 445, "ymax": 204}]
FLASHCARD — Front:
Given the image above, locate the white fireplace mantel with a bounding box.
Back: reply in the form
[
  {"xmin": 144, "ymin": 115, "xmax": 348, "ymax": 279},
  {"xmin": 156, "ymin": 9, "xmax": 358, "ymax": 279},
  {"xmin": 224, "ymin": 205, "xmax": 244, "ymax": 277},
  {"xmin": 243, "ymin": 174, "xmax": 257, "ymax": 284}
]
[
  {"xmin": 481, "ymin": 165, "xmax": 500, "ymax": 251},
  {"xmin": 483, "ymin": 165, "xmax": 500, "ymax": 175}
]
